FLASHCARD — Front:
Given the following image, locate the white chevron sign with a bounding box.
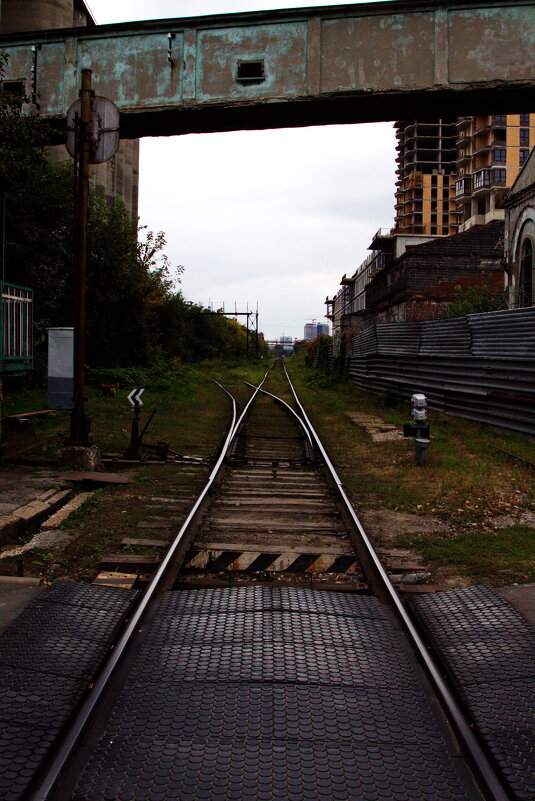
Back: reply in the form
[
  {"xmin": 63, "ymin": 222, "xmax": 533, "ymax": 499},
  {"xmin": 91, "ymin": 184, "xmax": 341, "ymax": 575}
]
[{"xmin": 127, "ymin": 388, "xmax": 144, "ymax": 408}]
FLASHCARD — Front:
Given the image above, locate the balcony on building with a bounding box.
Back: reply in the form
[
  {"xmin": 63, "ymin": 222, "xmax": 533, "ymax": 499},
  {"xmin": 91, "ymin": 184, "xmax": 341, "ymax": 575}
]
[
  {"xmin": 368, "ymin": 227, "xmax": 394, "ymax": 252},
  {"xmin": 473, "ymin": 122, "xmax": 491, "ymax": 136},
  {"xmin": 472, "ymin": 168, "xmax": 491, "ymax": 193},
  {"xmin": 455, "ymin": 176, "xmax": 472, "ymax": 198},
  {"xmin": 491, "ymin": 114, "xmax": 507, "ymax": 127},
  {"xmin": 491, "ymin": 136, "xmax": 507, "ymax": 148},
  {"xmin": 456, "ymin": 149, "xmax": 471, "ymax": 166}
]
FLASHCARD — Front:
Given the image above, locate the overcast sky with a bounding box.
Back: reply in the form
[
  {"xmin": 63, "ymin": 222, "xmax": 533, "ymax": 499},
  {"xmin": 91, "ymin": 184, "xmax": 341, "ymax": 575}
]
[{"xmin": 88, "ymin": 0, "xmax": 397, "ymax": 340}]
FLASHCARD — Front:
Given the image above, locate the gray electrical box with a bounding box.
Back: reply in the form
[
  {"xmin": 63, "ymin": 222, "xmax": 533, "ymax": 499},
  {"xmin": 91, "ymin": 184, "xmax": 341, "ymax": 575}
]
[{"xmin": 48, "ymin": 328, "xmax": 74, "ymax": 409}]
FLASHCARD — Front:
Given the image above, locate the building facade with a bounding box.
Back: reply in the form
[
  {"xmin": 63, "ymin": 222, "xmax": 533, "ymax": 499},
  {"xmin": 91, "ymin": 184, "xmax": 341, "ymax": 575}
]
[
  {"xmin": 365, "ymin": 222, "xmax": 505, "ymax": 323},
  {"xmin": 395, "ymin": 114, "xmax": 535, "ymax": 238},
  {"xmin": 394, "ymin": 118, "xmax": 458, "ymax": 236},
  {"xmin": 0, "ymin": 0, "xmax": 140, "ymax": 220},
  {"xmin": 304, "ymin": 321, "xmax": 329, "ymax": 341},
  {"xmin": 455, "ymin": 114, "xmax": 535, "ymax": 232},
  {"xmin": 504, "ymin": 147, "xmax": 535, "ymax": 307}
]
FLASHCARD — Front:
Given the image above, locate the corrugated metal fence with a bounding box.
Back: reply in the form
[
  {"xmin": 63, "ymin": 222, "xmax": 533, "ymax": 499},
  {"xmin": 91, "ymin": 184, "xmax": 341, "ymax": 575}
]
[{"xmin": 347, "ymin": 308, "xmax": 535, "ymax": 436}]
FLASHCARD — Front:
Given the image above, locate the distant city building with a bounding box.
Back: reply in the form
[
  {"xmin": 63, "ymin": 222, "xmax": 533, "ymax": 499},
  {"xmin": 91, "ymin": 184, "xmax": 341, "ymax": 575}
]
[
  {"xmin": 279, "ymin": 336, "xmax": 293, "ymax": 352},
  {"xmin": 304, "ymin": 321, "xmax": 329, "ymax": 340}
]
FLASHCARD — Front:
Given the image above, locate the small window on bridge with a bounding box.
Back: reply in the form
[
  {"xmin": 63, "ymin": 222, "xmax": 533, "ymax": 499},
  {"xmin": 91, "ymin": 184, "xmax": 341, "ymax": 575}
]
[
  {"xmin": 1, "ymin": 80, "xmax": 25, "ymax": 107},
  {"xmin": 236, "ymin": 60, "xmax": 265, "ymax": 86},
  {"xmin": 1, "ymin": 80, "xmax": 25, "ymax": 97}
]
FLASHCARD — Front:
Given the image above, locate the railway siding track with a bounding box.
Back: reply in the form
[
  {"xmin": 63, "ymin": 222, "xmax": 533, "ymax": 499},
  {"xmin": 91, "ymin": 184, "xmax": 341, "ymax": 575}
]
[{"xmin": 0, "ymin": 366, "xmax": 519, "ymax": 801}]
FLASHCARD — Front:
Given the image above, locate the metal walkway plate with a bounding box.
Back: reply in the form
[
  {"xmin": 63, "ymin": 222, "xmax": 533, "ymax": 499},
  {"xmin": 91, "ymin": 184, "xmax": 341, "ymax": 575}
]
[
  {"xmin": 0, "ymin": 580, "xmax": 138, "ymax": 801},
  {"xmin": 409, "ymin": 585, "xmax": 535, "ymax": 801},
  {"xmin": 73, "ymin": 587, "xmax": 480, "ymax": 801}
]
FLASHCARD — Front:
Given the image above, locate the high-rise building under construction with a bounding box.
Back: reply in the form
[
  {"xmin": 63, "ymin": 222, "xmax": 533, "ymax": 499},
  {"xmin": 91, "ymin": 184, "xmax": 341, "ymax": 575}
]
[
  {"xmin": 394, "ymin": 118, "xmax": 458, "ymax": 237},
  {"xmin": 394, "ymin": 114, "xmax": 535, "ymax": 236}
]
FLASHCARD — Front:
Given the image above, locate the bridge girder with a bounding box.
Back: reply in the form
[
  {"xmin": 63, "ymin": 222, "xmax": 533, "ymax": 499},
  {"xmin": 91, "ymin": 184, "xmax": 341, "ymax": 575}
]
[{"xmin": 0, "ymin": 0, "xmax": 534, "ymax": 138}]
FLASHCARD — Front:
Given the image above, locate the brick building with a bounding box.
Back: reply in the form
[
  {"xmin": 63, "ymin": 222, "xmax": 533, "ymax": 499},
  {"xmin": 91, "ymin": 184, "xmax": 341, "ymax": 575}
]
[{"xmin": 364, "ymin": 222, "xmax": 505, "ymax": 323}]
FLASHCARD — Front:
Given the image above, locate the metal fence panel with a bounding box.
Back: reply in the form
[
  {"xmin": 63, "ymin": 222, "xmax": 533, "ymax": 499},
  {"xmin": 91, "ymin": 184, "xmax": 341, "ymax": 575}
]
[
  {"xmin": 345, "ymin": 309, "xmax": 535, "ymax": 436},
  {"xmin": 468, "ymin": 307, "xmax": 535, "ymax": 358},
  {"xmin": 376, "ymin": 322, "xmax": 421, "ymax": 354},
  {"xmin": 420, "ymin": 318, "xmax": 471, "ymax": 356}
]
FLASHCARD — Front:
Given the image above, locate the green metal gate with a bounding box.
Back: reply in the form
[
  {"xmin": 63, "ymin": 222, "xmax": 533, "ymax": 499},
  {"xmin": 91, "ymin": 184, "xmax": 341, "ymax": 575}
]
[{"xmin": 1, "ymin": 281, "xmax": 33, "ymax": 373}]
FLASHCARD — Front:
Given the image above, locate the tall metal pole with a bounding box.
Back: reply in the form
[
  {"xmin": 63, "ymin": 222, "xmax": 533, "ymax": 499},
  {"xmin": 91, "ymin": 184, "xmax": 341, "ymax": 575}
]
[
  {"xmin": 255, "ymin": 306, "xmax": 259, "ymax": 357},
  {"xmin": 246, "ymin": 303, "xmax": 249, "ymax": 358},
  {"xmin": 70, "ymin": 68, "xmax": 92, "ymax": 444}
]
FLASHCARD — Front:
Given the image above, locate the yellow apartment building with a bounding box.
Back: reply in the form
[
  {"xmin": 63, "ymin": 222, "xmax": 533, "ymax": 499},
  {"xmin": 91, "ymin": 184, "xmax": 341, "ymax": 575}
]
[
  {"xmin": 455, "ymin": 113, "xmax": 534, "ymax": 231},
  {"xmin": 395, "ymin": 114, "xmax": 535, "ymax": 237}
]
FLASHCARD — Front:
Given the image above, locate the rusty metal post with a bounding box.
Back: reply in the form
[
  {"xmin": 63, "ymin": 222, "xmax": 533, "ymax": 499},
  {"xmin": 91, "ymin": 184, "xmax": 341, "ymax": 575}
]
[
  {"xmin": 245, "ymin": 304, "xmax": 249, "ymax": 359},
  {"xmin": 255, "ymin": 308, "xmax": 259, "ymax": 357},
  {"xmin": 70, "ymin": 69, "xmax": 92, "ymax": 444}
]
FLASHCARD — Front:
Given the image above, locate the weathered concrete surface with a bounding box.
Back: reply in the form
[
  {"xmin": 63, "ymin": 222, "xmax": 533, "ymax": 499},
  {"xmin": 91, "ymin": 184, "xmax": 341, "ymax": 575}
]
[
  {"xmin": 497, "ymin": 583, "xmax": 535, "ymax": 627},
  {"xmin": 1, "ymin": 0, "xmax": 534, "ymax": 138},
  {"xmin": 0, "ymin": 470, "xmax": 73, "ymax": 545},
  {"xmin": 0, "ymin": 576, "xmax": 42, "ymax": 633}
]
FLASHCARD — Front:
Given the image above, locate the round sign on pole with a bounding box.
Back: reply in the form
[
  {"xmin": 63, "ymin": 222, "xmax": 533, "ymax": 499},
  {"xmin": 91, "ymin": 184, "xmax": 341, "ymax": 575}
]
[{"xmin": 66, "ymin": 96, "xmax": 120, "ymax": 164}]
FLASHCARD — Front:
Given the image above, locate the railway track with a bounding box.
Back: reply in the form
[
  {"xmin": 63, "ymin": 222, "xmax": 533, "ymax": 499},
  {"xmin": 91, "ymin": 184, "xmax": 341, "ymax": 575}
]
[{"xmin": 2, "ymin": 365, "xmax": 512, "ymax": 801}]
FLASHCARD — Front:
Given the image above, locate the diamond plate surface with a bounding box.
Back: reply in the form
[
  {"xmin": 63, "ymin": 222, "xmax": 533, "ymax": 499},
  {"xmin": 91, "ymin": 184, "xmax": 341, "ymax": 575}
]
[
  {"xmin": 74, "ymin": 738, "xmax": 473, "ymax": 801},
  {"xmin": 461, "ymin": 679, "xmax": 535, "ymax": 736},
  {"xmin": 71, "ymin": 587, "xmax": 481, "ymax": 801},
  {"xmin": 128, "ymin": 638, "xmax": 418, "ymax": 688},
  {"xmin": 409, "ymin": 587, "xmax": 535, "ymax": 686},
  {"xmin": 409, "ymin": 586, "xmax": 535, "ymax": 801},
  {"xmin": 145, "ymin": 610, "xmax": 401, "ymax": 649},
  {"xmin": 102, "ymin": 681, "xmax": 446, "ymax": 746},
  {"xmin": 491, "ymin": 739, "xmax": 535, "ymax": 801},
  {"xmin": 0, "ymin": 666, "xmax": 81, "ymax": 728},
  {"xmin": 274, "ymin": 587, "xmax": 390, "ymax": 620},
  {"xmin": 39, "ymin": 578, "xmax": 138, "ymax": 612},
  {"xmin": 0, "ymin": 601, "xmax": 123, "ymax": 680},
  {"xmin": 0, "ymin": 722, "xmax": 58, "ymax": 801},
  {"xmin": 0, "ymin": 580, "xmax": 137, "ymax": 801},
  {"xmin": 160, "ymin": 586, "xmax": 389, "ymax": 620}
]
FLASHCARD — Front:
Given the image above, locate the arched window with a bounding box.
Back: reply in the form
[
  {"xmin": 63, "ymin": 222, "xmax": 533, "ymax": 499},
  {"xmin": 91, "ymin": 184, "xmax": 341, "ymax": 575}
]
[{"xmin": 519, "ymin": 238, "xmax": 533, "ymax": 306}]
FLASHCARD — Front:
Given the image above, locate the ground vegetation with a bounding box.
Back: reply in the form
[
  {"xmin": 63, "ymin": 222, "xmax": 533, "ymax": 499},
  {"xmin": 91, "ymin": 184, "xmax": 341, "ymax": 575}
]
[{"xmin": 2, "ymin": 358, "xmax": 534, "ymax": 586}]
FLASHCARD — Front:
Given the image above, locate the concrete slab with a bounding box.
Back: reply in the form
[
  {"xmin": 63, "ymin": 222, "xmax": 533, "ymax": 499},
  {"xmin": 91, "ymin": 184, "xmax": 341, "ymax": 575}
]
[
  {"xmin": 497, "ymin": 583, "xmax": 535, "ymax": 628},
  {"xmin": 0, "ymin": 576, "xmax": 42, "ymax": 634}
]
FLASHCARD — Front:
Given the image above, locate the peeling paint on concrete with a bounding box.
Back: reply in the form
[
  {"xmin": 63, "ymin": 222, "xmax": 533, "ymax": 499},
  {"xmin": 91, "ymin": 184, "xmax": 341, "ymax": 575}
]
[{"xmin": 0, "ymin": 1, "xmax": 533, "ymax": 136}]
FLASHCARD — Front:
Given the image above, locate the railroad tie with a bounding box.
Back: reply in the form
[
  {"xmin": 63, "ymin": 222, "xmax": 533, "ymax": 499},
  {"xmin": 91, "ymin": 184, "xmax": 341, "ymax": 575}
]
[{"xmin": 184, "ymin": 548, "xmax": 360, "ymax": 574}]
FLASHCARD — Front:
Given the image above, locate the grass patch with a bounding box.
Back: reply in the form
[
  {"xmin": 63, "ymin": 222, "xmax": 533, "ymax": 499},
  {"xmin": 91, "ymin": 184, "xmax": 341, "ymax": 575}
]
[
  {"xmin": 394, "ymin": 526, "xmax": 535, "ymax": 585},
  {"xmin": 286, "ymin": 355, "xmax": 535, "ymax": 585}
]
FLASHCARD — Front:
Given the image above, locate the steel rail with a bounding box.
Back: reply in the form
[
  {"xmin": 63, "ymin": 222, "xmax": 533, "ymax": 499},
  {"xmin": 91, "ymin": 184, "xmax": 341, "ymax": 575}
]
[
  {"xmin": 28, "ymin": 377, "xmax": 254, "ymax": 801},
  {"xmin": 243, "ymin": 380, "xmax": 314, "ymax": 454},
  {"xmin": 282, "ymin": 365, "xmax": 511, "ymax": 801}
]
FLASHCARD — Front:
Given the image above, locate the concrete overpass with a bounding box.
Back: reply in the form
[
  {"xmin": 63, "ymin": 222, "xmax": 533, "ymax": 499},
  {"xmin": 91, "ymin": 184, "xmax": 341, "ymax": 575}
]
[{"xmin": 0, "ymin": 0, "xmax": 534, "ymax": 138}]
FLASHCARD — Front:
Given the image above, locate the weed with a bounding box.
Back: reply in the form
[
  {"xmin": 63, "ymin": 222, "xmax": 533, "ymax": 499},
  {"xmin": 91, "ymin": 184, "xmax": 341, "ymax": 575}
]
[{"xmin": 395, "ymin": 526, "xmax": 535, "ymax": 584}]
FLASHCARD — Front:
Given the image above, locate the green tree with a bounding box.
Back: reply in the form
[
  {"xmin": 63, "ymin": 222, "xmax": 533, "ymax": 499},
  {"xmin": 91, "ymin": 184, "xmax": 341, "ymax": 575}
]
[
  {"xmin": 0, "ymin": 53, "xmax": 48, "ymax": 182},
  {"xmin": 447, "ymin": 284, "xmax": 505, "ymax": 318}
]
